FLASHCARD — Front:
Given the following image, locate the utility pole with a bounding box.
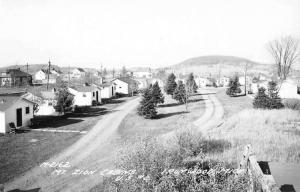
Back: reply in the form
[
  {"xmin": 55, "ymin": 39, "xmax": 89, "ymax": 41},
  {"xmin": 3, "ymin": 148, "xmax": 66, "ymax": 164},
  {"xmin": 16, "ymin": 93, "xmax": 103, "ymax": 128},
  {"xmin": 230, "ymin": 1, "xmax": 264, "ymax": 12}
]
[
  {"xmin": 244, "ymin": 62, "xmax": 248, "ymax": 95},
  {"xmin": 47, "ymin": 59, "xmax": 51, "ymax": 91},
  {"xmin": 68, "ymin": 65, "xmax": 70, "ymax": 87},
  {"xmin": 26, "ymin": 62, "xmax": 29, "ymax": 87}
]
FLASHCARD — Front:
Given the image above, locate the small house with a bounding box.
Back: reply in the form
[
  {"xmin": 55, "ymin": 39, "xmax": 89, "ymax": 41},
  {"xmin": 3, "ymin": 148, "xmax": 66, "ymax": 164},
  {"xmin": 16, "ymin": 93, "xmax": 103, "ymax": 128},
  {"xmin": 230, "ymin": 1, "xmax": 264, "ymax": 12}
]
[
  {"xmin": 68, "ymin": 85, "xmax": 101, "ymax": 106},
  {"xmin": 0, "ymin": 92, "xmax": 35, "ymax": 133},
  {"xmin": 0, "ymin": 69, "xmax": 32, "ymax": 87},
  {"xmin": 112, "ymin": 77, "xmax": 138, "ymax": 95},
  {"xmin": 71, "ymin": 68, "xmax": 86, "ymax": 79},
  {"xmin": 279, "ymin": 80, "xmax": 300, "ymax": 99},
  {"xmin": 217, "ymin": 77, "xmax": 230, "ymax": 87},
  {"xmin": 94, "ymin": 82, "xmax": 116, "ymax": 99}
]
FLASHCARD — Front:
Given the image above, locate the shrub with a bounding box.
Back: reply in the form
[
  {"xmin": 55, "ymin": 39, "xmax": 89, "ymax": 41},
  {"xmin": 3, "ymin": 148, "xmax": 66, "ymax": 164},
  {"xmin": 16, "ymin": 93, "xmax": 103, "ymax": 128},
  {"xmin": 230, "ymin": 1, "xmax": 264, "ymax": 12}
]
[
  {"xmin": 104, "ymin": 130, "xmax": 246, "ymax": 191},
  {"xmin": 283, "ymin": 98, "xmax": 300, "ymax": 110}
]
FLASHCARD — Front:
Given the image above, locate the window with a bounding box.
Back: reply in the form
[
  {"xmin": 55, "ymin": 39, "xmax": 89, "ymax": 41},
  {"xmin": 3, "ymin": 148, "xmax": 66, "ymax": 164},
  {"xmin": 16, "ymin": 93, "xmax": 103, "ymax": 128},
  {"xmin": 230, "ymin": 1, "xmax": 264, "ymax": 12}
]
[
  {"xmin": 93, "ymin": 92, "xmax": 95, "ymax": 97},
  {"xmin": 26, "ymin": 107, "xmax": 30, "ymax": 114},
  {"xmin": 297, "ymin": 86, "xmax": 300, "ymax": 95},
  {"xmin": 83, "ymin": 93, "xmax": 86, "ymax": 97}
]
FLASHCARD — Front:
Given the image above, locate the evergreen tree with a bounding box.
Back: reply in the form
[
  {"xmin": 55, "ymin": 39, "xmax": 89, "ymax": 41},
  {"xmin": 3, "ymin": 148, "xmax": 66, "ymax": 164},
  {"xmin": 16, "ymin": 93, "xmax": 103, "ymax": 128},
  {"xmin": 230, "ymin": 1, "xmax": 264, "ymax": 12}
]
[
  {"xmin": 173, "ymin": 80, "xmax": 187, "ymax": 103},
  {"xmin": 55, "ymin": 82, "xmax": 74, "ymax": 114},
  {"xmin": 267, "ymin": 81, "xmax": 284, "ymax": 109},
  {"xmin": 151, "ymin": 81, "xmax": 164, "ymax": 106},
  {"xmin": 164, "ymin": 73, "xmax": 177, "ymax": 95},
  {"xmin": 137, "ymin": 86, "xmax": 157, "ymax": 119},
  {"xmin": 186, "ymin": 73, "xmax": 198, "ymax": 93},
  {"xmin": 253, "ymin": 87, "xmax": 270, "ymax": 109},
  {"xmin": 226, "ymin": 76, "xmax": 241, "ymax": 96}
]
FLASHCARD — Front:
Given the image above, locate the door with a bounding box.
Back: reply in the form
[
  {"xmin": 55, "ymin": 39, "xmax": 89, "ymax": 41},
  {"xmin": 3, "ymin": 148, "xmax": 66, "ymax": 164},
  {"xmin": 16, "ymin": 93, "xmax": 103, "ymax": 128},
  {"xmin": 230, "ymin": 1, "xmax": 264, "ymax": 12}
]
[
  {"xmin": 16, "ymin": 108, "xmax": 22, "ymax": 127},
  {"xmin": 96, "ymin": 91, "xmax": 99, "ymax": 102}
]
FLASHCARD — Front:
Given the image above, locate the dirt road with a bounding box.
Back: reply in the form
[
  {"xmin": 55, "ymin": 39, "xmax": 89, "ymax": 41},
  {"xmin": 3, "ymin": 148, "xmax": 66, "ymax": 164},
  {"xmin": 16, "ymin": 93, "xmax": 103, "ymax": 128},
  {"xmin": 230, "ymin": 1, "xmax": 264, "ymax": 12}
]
[
  {"xmin": 193, "ymin": 88, "xmax": 224, "ymax": 133},
  {"xmin": 5, "ymin": 97, "xmax": 140, "ymax": 192}
]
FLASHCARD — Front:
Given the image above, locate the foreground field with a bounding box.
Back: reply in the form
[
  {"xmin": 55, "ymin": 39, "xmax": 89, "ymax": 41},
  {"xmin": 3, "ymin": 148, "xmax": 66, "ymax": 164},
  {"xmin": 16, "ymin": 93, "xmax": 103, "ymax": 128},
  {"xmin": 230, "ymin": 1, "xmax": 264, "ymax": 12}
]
[{"xmin": 208, "ymin": 109, "xmax": 300, "ymax": 164}]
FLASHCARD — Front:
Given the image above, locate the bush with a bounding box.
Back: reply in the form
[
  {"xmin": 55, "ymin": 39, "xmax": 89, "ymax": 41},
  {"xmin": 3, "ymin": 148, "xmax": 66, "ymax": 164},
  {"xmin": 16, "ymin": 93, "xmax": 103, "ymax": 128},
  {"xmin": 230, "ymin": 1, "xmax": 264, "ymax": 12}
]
[
  {"xmin": 103, "ymin": 130, "xmax": 245, "ymax": 192},
  {"xmin": 283, "ymin": 98, "xmax": 300, "ymax": 110}
]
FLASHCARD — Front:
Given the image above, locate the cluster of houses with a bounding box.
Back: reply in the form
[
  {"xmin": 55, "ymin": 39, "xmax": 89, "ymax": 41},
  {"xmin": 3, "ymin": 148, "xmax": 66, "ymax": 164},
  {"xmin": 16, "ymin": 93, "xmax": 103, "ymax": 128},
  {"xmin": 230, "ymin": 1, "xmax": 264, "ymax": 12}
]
[
  {"xmin": 0, "ymin": 66, "xmax": 143, "ymax": 134},
  {"xmin": 194, "ymin": 74, "xmax": 300, "ymax": 99}
]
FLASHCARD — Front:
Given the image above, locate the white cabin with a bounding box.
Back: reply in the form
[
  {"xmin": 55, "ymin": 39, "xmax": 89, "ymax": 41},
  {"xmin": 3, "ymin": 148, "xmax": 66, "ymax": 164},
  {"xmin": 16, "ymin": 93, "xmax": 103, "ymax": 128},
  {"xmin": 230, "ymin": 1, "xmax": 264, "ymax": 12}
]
[{"xmin": 0, "ymin": 93, "xmax": 35, "ymax": 133}]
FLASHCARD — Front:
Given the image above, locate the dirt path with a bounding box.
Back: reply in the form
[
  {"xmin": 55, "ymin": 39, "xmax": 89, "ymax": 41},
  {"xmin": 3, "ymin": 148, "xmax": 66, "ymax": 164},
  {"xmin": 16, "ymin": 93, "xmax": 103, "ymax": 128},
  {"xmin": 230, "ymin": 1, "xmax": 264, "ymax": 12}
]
[
  {"xmin": 193, "ymin": 88, "xmax": 224, "ymax": 133},
  {"xmin": 162, "ymin": 88, "xmax": 224, "ymax": 140},
  {"xmin": 5, "ymin": 97, "xmax": 140, "ymax": 192}
]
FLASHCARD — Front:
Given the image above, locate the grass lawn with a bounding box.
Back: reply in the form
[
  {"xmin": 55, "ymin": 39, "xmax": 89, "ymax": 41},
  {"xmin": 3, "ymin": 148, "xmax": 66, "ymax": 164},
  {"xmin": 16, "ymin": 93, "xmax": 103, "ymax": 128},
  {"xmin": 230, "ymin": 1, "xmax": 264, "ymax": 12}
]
[
  {"xmin": 0, "ymin": 96, "xmax": 136, "ymax": 184},
  {"xmin": 118, "ymin": 93, "xmax": 205, "ymax": 141},
  {"xmin": 215, "ymin": 88, "xmax": 253, "ymax": 118}
]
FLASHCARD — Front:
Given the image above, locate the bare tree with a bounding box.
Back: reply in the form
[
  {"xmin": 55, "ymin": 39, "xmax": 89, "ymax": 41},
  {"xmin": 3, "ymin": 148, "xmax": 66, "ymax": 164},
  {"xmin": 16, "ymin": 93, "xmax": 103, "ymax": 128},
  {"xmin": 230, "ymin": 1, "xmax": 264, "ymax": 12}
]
[{"xmin": 268, "ymin": 36, "xmax": 300, "ymax": 81}]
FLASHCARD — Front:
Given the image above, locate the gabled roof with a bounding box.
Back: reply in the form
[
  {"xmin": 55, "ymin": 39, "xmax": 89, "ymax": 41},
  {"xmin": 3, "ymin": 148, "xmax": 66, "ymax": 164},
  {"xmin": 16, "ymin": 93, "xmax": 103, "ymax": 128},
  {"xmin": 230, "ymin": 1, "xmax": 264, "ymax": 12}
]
[
  {"xmin": 76, "ymin": 68, "xmax": 85, "ymax": 72},
  {"xmin": 0, "ymin": 92, "xmax": 35, "ymax": 112},
  {"xmin": 113, "ymin": 77, "xmax": 138, "ymax": 85},
  {"xmin": 69, "ymin": 85, "xmax": 97, "ymax": 92},
  {"xmin": 4, "ymin": 69, "xmax": 31, "ymax": 77},
  {"xmin": 94, "ymin": 82, "xmax": 115, "ymax": 88}
]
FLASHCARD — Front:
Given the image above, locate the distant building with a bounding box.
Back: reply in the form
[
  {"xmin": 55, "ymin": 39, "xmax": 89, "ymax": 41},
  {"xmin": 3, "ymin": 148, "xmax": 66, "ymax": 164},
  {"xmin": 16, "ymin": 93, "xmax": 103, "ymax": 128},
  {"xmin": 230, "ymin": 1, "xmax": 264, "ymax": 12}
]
[
  {"xmin": 217, "ymin": 77, "xmax": 230, "ymax": 87},
  {"xmin": 195, "ymin": 77, "xmax": 212, "ymax": 87},
  {"xmin": 0, "ymin": 69, "xmax": 32, "ymax": 87},
  {"xmin": 238, "ymin": 76, "xmax": 253, "ymax": 86},
  {"xmin": 133, "ymin": 71, "xmax": 152, "ymax": 79},
  {"xmin": 0, "ymin": 92, "xmax": 35, "ymax": 133},
  {"xmin": 112, "ymin": 77, "xmax": 139, "ymax": 95},
  {"xmin": 34, "ymin": 69, "xmax": 59, "ymax": 84},
  {"xmin": 71, "ymin": 68, "xmax": 86, "ymax": 79},
  {"xmin": 68, "ymin": 85, "xmax": 101, "ymax": 106}
]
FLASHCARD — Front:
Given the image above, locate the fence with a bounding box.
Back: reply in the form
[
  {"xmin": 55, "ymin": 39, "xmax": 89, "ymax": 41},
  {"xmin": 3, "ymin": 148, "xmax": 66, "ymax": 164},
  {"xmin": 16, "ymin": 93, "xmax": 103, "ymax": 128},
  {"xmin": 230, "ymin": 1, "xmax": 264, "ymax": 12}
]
[{"xmin": 239, "ymin": 145, "xmax": 280, "ymax": 192}]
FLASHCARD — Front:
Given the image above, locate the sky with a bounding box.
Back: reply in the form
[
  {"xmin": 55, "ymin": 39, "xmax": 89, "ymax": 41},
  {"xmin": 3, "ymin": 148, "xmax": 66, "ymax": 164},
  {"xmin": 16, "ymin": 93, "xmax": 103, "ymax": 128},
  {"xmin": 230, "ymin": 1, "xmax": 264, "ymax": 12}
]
[{"xmin": 0, "ymin": 0, "xmax": 299, "ymax": 69}]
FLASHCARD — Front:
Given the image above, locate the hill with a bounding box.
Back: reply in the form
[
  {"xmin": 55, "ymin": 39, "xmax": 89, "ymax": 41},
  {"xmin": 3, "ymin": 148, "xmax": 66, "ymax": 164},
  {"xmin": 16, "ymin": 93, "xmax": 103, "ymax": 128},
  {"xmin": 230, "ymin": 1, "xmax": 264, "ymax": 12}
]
[{"xmin": 165, "ymin": 55, "xmax": 274, "ymax": 77}]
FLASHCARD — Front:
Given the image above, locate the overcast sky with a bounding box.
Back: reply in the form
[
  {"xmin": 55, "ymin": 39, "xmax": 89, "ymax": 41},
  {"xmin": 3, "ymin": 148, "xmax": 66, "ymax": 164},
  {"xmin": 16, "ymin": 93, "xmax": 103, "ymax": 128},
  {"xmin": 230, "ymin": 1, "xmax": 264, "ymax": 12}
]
[{"xmin": 0, "ymin": 0, "xmax": 299, "ymax": 69}]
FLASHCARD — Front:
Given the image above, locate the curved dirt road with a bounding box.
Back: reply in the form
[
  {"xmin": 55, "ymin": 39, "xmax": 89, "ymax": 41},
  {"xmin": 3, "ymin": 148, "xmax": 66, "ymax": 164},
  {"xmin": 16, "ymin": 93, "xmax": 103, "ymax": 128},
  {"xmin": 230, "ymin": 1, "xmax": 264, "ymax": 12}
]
[
  {"xmin": 193, "ymin": 88, "xmax": 224, "ymax": 133},
  {"xmin": 5, "ymin": 97, "xmax": 140, "ymax": 192}
]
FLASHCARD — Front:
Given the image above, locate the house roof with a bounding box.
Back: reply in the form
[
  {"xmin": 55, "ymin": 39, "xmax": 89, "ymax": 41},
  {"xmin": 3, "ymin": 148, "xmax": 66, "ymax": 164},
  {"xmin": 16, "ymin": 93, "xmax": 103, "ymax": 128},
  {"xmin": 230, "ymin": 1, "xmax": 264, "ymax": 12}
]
[
  {"xmin": 0, "ymin": 92, "xmax": 34, "ymax": 112},
  {"xmin": 76, "ymin": 68, "xmax": 85, "ymax": 72},
  {"xmin": 70, "ymin": 85, "xmax": 97, "ymax": 92},
  {"xmin": 94, "ymin": 82, "xmax": 115, "ymax": 88},
  {"xmin": 5, "ymin": 69, "xmax": 31, "ymax": 77},
  {"xmin": 113, "ymin": 77, "xmax": 138, "ymax": 85}
]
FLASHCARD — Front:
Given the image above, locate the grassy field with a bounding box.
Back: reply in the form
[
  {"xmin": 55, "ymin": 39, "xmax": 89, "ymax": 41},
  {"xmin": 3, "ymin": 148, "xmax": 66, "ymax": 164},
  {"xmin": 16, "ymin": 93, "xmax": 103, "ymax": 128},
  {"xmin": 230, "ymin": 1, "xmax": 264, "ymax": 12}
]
[
  {"xmin": 117, "ymin": 93, "xmax": 205, "ymax": 141},
  {"xmin": 0, "ymin": 96, "xmax": 136, "ymax": 184},
  {"xmin": 215, "ymin": 88, "xmax": 253, "ymax": 118},
  {"xmin": 204, "ymin": 89, "xmax": 300, "ymax": 164}
]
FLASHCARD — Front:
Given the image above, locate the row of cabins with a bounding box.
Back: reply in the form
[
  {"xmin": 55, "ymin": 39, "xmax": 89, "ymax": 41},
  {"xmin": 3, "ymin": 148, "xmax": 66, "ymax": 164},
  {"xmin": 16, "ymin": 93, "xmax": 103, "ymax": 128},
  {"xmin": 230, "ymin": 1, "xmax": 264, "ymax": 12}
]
[
  {"xmin": 0, "ymin": 67, "xmax": 104, "ymax": 87},
  {"xmin": 0, "ymin": 77, "xmax": 139, "ymax": 134}
]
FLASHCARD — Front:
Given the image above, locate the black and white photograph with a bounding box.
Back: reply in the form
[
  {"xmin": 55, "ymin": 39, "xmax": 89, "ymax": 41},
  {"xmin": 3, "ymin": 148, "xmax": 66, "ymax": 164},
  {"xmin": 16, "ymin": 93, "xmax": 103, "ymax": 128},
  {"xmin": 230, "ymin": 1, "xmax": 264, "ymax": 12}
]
[{"xmin": 0, "ymin": 0, "xmax": 299, "ymax": 191}]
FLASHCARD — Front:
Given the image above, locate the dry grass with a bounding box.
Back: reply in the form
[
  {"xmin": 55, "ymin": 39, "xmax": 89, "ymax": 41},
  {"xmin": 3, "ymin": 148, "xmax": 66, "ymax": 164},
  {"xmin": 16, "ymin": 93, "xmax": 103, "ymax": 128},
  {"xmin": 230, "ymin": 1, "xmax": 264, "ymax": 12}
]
[{"xmin": 207, "ymin": 109, "xmax": 300, "ymax": 164}]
